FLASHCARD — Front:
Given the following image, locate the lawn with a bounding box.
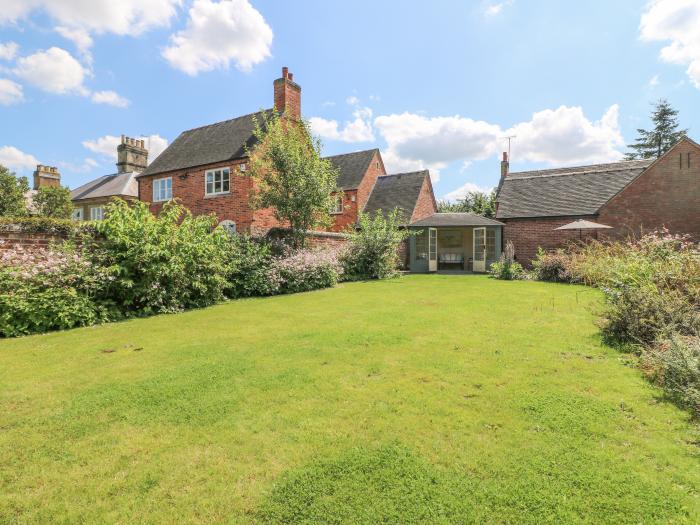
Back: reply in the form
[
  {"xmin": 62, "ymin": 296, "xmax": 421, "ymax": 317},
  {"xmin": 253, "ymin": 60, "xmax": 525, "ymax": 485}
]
[{"xmin": 1, "ymin": 275, "xmax": 699, "ymax": 524}]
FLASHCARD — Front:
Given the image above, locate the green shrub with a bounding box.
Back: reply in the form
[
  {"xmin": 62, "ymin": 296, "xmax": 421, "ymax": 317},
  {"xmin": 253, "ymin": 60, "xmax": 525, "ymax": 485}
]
[
  {"xmin": 224, "ymin": 235, "xmax": 279, "ymax": 298},
  {"xmin": 0, "ymin": 216, "xmax": 93, "ymax": 236},
  {"xmin": 89, "ymin": 199, "xmax": 230, "ymax": 315},
  {"xmin": 643, "ymin": 335, "xmax": 700, "ymax": 418},
  {"xmin": 342, "ymin": 209, "xmax": 410, "ymax": 280},
  {"xmin": 489, "ymin": 260, "xmax": 525, "ymax": 280}
]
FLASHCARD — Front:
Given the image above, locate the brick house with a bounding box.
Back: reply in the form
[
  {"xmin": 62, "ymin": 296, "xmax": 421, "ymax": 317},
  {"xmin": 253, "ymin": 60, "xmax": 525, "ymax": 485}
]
[
  {"xmin": 496, "ymin": 137, "xmax": 700, "ymax": 265},
  {"xmin": 135, "ymin": 68, "xmax": 440, "ymax": 238},
  {"xmin": 70, "ymin": 136, "xmax": 147, "ymax": 220}
]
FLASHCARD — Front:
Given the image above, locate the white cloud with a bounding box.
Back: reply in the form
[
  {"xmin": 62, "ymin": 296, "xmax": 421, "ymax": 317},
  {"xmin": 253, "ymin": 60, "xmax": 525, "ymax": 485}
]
[
  {"xmin": 55, "ymin": 26, "xmax": 94, "ymax": 62},
  {"xmin": 485, "ymin": 0, "xmax": 513, "ymax": 16},
  {"xmin": 91, "ymin": 90, "xmax": 130, "ymax": 108},
  {"xmin": 83, "ymin": 134, "xmax": 169, "ymax": 162},
  {"xmin": 506, "ymin": 104, "xmax": 624, "ymax": 165},
  {"xmin": 371, "ymin": 105, "xmax": 624, "ymax": 182},
  {"xmin": 374, "ymin": 112, "xmax": 502, "ymax": 181},
  {"xmin": 163, "ymin": 0, "xmax": 273, "ymax": 75},
  {"xmin": 58, "ymin": 157, "xmax": 100, "ymax": 173},
  {"xmin": 640, "ymin": 0, "xmax": 700, "ymax": 89},
  {"xmin": 0, "ymin": 78, "xmax": 23, "ymax": 105},
  {"xmin": 0, "ymin": 0, "xmax": 181, "ymax": 40},
  {"xmin": 649, "ymin": 74, "xmax": 660, "ymax": 87},
  {"xmin": 0, "ymin": 42, "xmax": 19, "ymax": 61},
  {"xmin": 14, "ymin": 47, "xmax": 88, "ymax": 95},
  {"xmin": 443, "ymin": 182, "xmax": 493, "ymax": 202},
  {"xmin": 0, "ymin": 146, "xmax": 39, "ymax": 171},
  {"xmin": 309, "ymin": 107, "xmax": 375, "ymax": 143},
  {"xmin": 346, "ymin": 95, "xmax": 360, "ymax": 105}
]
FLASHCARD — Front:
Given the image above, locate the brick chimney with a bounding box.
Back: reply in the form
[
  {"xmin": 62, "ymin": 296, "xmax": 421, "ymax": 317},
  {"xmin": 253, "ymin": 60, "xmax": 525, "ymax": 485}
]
[
  {"xmin": 117, "ymin": 135, "xmax": 148, "ymax": 173},
  {"xmin": 273, "ymin": 66, "xmax": 301, "ymax": 120},
  {"xmin": 33, "ymin": 165, "xmax": 61, "ymax": 190},
  {"xmin": 500, "ymin": 151, "xmax": 509, "ymax": 179}
]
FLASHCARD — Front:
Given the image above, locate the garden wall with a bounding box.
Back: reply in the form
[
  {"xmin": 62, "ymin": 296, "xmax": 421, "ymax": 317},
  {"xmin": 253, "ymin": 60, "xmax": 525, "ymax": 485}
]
[{"xmin": 0, "ymin": 227, "xmax": 69, "ymax": 252}]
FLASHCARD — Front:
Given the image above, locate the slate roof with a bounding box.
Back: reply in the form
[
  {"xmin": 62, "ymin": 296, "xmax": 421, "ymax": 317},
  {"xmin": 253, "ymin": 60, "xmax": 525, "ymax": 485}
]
[
  {"xmin": 410, "ymin": 213, "xmax": 504, "ymax": 227},
  {"xmin": 71, "ymin": 172, "xmax": 139, "ymax": 201},
  {"xmin": 324, "ymin": 149, "xmax": 378, "ymax": 190},
  {"xmin": 363, "ymin": 171, "xmax": 429, "ymax": 222},
  {"xmin": 139, "ymin": 110, "xmax": 272, "ymax": 177},
  {"xmin": 496, "ymin": 159, "xmax": 653, "ymax": 219}
]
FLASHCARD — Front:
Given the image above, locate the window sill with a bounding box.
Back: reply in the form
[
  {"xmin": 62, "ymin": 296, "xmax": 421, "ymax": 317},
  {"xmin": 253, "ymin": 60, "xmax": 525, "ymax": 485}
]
[
  {"xmin": 204, "ymin": 192, "xmax": 231, "ymax": 199},
  {"xmin": 330, "ymin": 211, "xmax": 343, "ymax": 215}
]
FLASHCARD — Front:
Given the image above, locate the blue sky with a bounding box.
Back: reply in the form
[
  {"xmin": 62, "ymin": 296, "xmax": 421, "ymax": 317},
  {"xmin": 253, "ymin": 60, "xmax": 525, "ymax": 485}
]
[{"xmin": 1, "ymin": 0, "xmax": 698, "ymax": 200}]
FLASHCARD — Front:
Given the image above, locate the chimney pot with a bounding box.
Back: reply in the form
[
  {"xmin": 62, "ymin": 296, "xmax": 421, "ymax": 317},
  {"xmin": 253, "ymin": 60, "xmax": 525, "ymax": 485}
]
[
  {"xmin": 502, "ymin": 151, "xmax": 508, "ymax": 162},
  {"xmin": 288, "ymin": 72, "xmax": 293, "ymax": 81},
  {"xmin": 282, "ymin": 66, "xmax": 288, "ymax": 79}
]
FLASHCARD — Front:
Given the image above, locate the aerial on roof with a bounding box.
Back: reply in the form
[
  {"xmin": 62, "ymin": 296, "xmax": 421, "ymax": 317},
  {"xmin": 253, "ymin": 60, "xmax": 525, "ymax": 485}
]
[
  {"xmin": 496, "ymin": 159, "xmax": 653, "ymax": 219},
  {"xmin": 139, "ymin": 110, "xmax": 272, "ymax": 177},
  {"xmin": 410, "ymin": 213, "xmax": 504, "ymax": 227},
  {"xmin": 324, "ymin": 149, "xmax": 379, "ymax": 190},
  {"xmin": 363, "ymin": 171, "xmax": 430, "ymax": 222},
  {"xmin": 71, "ymin": 172, "xmax": 139, "ymax": 201}
]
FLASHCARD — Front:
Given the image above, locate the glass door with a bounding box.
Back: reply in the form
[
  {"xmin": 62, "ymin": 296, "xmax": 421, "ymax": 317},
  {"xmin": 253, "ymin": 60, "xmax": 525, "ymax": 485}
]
[
  {"xmin": 473, "ymin": 227, "xmax": 486, "ymax": 272},
  {"xmin": 428, "ymin": 228, "xmax": 437, "ymax": 272}
]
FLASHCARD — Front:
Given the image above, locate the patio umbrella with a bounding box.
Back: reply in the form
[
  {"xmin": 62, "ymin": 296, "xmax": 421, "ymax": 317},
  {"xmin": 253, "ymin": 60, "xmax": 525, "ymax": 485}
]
[{"xmin": 554, "ymin": 219, "xmax": 612, "ymax": 240}]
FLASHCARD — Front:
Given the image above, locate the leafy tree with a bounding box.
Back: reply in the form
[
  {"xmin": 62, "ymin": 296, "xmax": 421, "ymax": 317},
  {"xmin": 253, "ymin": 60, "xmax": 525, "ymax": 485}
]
[
  {"xmin": 0, "ymin": 165, "xmax": 29, "ymax": 217},
  {"xmin": 33, "ymin": 186, "xmax": 73, "ymax": 218},
  {"xmin": 248, "ymin": 111, "xmax": 340, "ymax": 248},
  {"xmin": 342, "ymin": 209, "xmax": 412, "ymax": 280},
  {"xmin": 625, "ymin": 99, "xmax": 688, "ymax": 160},
  {"xmin": 438, "ymin": 189, "xmax": 496, "ymax": 218}
]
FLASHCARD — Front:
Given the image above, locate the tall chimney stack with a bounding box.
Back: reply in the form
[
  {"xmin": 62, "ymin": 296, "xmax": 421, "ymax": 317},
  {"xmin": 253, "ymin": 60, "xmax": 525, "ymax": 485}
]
[
  {"xmin": 273, "ymin": 66, "xmax": 301, "ymax": 120},
  {"xmin": 500, "ymin": 151, "xmax": 509, "ymax": 179},
  {"xmin": 116, "ymin": 135, "xmax": 149, "ymax": 174},
  {"xmin": 33, "ymin": 165, "xmax": 61, "ymax": 190}
]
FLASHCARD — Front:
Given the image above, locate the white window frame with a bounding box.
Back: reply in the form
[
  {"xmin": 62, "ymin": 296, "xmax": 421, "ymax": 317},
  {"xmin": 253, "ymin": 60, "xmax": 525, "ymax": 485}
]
[
  {"xmin": 205, "ymin": 167, "xmax": 231, "ymax": 196},
  {"xmin": 330, "ymin": 194, "xmax": 343, "ymax": 214},
  {"xmin": 89, "ymin": 206, "xmax": 104, "ymax": 221},
  {"xmin": 72, "ymin": 207, "xmax": 84, "ymax": 221},
  {"xmin": 153, "ymin": 177, "xmax": 172, "ymax": 202}
]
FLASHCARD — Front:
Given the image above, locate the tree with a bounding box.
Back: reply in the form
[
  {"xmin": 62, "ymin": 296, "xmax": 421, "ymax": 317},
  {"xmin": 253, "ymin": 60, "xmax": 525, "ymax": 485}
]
[
  {"xmin": 248, "ymin": 111, "xmax": 340, "ymax": 248},
  {"xmin": 0, "ymin": 165, "xmax": 29, "ymax": 217},
  {"xmin": 34, "ymin": 186, "xmax": 73, "ymax": 218},
  {"xmin": 438, "ymin": 189, "xmax": 497, "ymax": 218},
  {"xmin": 625, "ymin": 99, "xmax": 688, "ymax": 160}
]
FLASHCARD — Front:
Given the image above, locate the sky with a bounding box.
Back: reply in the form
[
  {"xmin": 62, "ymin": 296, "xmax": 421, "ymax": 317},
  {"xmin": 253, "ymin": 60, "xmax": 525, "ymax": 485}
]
[{"xmin": 0, "ymin": 0, "xmax": 699, "ymax": 201}]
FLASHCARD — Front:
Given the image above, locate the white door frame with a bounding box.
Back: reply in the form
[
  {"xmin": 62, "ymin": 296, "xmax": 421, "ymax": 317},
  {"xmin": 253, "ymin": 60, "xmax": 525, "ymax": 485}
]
[
  {"xmin": 428, "ymin": 228, "xmax": 438, "ymax": 272},
  {"xmin": 473, "ymin": 227, "xmax": 486, "ymax": 272}
]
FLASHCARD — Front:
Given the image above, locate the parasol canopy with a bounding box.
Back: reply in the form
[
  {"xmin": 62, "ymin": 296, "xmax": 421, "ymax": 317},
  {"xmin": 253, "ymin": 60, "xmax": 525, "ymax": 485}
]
[{"xmin": 554, "ymin": 219, "xmax": 612, "ymax": 239}]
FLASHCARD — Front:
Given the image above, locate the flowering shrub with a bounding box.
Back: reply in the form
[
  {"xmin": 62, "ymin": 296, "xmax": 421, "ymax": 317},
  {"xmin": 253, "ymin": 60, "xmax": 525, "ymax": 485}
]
[
  {"xmin": 0, "ymin": 243, "xmax": 113, "ymax": 336},
  {"xmin": 531, "ymin": 248, "xmax": 576, "ymax": 283},
  {"xmin": 642, "ymin": 335, "xmax": 700, "ymax": 418},
  {"xmin": 273, "ymin": 247, "xmax": 343, "ymax": 294}
]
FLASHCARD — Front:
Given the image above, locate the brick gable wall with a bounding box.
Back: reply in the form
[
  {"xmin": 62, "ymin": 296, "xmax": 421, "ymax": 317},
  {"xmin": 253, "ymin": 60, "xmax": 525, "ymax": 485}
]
[
  {"xmin": 329, "ymin": 150, "xmax": 386, "ymax": 233},
  {"xmin": 597, "ymin": 139, "xmax": 700, "ymax": 240},
  {"xmin": 410, "ymin": 175, "xmax": 438, "ymax": 223}
]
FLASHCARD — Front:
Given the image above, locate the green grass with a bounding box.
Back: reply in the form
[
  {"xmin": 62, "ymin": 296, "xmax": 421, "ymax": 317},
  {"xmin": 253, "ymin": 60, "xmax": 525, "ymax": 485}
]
[{"xmin": 1, "ymin": 275, "xmax": 699, "ymax": 524}]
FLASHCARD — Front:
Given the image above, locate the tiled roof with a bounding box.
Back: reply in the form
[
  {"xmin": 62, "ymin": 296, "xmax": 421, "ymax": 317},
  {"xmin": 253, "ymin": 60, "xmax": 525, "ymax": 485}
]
[
  {"xmin": 410, "ymin": 213, "xmax": 504, "ymax": 227},
  {"xmin": 496, "ymin": 159, "xmax": 653, "ymax": 219},
  {"xmin": 139, "ymin": 110, "xmax": 272, "ymax": 177},
  {"xmin": 324, "ymin": 149, "xmax": 378, "ymax": 190},
  {"xmin": 71, "ymin": 172, "xmax": 139, "ymax": 201},
  {"xmin": 363, "ymin": 171, "xmax": 429, "ymax": 222}
]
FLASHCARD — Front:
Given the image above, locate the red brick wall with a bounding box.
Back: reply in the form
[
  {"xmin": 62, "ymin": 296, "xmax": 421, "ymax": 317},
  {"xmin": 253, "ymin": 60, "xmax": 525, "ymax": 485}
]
[
  {"xmin": 137, "ymin": 159, "xmax": 284, "ymax": 234},
  {"xmin": 0, "ymin": 230, "xmax": 69, "ymax": 252},
  {"xmin": 410, "ymin": 175, "xmax": 438, "ymax": 222},
  {"xmin": 273, "ymin": 75, "xmax": 301, "ymax": 120},
  {"xmin": 502, "ymin": 215, "xmax": 599, "ymax": 266},
  {"xmin": 598, "ymin": 139, "xmax": 700, "ymax": 241},
  {"xmin": 329, "ymin": 189, "xmax": 359, "ymax": 232}
]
